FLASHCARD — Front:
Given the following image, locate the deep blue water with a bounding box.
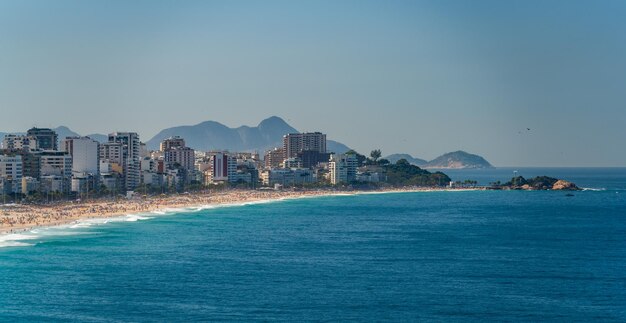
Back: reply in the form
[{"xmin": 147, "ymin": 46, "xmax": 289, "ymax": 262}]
[{"xmin": 1, "ymin": 168, "xmax": 625, "ymax": 322}]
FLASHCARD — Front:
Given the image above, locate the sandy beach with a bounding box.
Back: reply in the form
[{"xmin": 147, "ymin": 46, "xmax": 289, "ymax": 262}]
[{"xmin": 0, "ymin": 187, "xmax": 480, "ymax": 235}]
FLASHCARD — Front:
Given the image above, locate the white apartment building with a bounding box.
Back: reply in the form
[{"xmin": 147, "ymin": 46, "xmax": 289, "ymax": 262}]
[
  {"xmin": 107, "ymin": 132, "xmax": 140, "ymax": 191},
  {"xmin": 62, "ymin": 137, "xmax": 100, "ymax": 175},
  {"xmin": 329, "ymin": 154, "xmax": 358, "ymax": 184},
  {"xmin": 205, "ymin": 152, "xmax": 236, "ymax": 184},
  {"xmin": 0, "ymin": 155, "xmax": 23, "ymax": 193},
  {"xmin": 40, "ymin": 152, "xmax": 72, "ymax": 193}
]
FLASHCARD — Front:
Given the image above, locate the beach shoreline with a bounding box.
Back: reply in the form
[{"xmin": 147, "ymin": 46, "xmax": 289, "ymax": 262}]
[{"xmin": 0, "ymin": 187, "xmax": 482, "ymax": 236}]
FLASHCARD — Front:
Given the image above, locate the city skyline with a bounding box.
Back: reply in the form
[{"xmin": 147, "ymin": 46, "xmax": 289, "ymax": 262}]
[{"xmin": 1, "ymin": 1, "xmax": 625, "ymax": 166}]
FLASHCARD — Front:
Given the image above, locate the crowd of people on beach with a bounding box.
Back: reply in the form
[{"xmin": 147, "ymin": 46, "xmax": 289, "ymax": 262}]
[
  {"xmin": 0, "ymin": 189, "xmax": 349, "ymax": 234},
  {"xmin": 0, "ymin": 186, "xmax": 459, "ymax": 234}
]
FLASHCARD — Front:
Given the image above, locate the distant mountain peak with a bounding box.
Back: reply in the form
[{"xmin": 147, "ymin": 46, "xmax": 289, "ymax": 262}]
[
  {"xmin": 424, "ymin": 151, "xmax": 493, "ymax": 169},
  {"xmin": 257, "ymin": 116, "xmax": 292, "ymax": 131},
  {"xmin": 259, "ymin": 115, "xmax": 286, "ymax": 124},
  {"xmin": 384, "ymin": 153, "xmax": 427, "ymax": 166},
  {"xmin": 53, "ymin": 126, "xmax": 80, "ymax": 140}
]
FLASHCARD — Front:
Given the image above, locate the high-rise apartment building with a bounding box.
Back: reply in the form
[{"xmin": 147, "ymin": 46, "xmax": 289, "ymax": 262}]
[
  {"xmin": 62, "ymin": 137, "xmax": 100, "ymax": 175},
  {"xmin": 206, "ymin": 152, "xmax": 236, "ymax": 183},
  {"xmin": 108, "ymin": 132, "xmax": 140, "ymax": 191},
  {"xmin": 27, "ymin": 128, "xmax": 58, "ymax": 151},
  {"xmin": 283, "ymin": 132, "xmax": 327, "ymax": 160}
]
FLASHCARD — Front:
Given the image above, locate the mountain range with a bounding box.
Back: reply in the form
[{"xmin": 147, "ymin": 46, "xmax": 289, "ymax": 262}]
[
  {"xmin": 1, "ymin": 120, "xmax": 493, "ymax": 168},
  {"xmin": 384, "ymin": 154, "xmax": 428, "ymax": 166},
  {"xmin": 0, "ymin": 117, "xmax": 351, "ymax": 154},
  {"xmin": 143, "ymin": 116, "xmax": 350, "ymax": 153},
  {"xmin": 384, "ymin": 151, "xmax": 494, "ymax": 169}
]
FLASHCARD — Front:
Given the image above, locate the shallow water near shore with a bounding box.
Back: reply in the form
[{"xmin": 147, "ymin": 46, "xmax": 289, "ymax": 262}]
[{"xmin": 0, "ymin": 168, "xmax": 625, "ymax": 321}]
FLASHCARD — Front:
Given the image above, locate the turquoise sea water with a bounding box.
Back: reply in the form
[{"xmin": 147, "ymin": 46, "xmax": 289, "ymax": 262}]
[{"xmin": 1, "ymin": 168, "xmax": 625, "ymax": 321}]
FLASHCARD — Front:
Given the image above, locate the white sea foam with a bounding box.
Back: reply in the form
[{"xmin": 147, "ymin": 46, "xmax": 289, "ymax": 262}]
[
  {"xmin": 0, "ymin": 233, "xmax": 38, "ymax": 242},
  {"xmin": 0, "ymin": 233, "xmax": 38, "ymax": 248},
  {"xmin": 153, "ymin": 207, "xmax": 189, "ymax": 215},
  {"xmin": 582, "ymin": 187, "xmax": 606, "ymax": 191},
  {"xmin": 69, "ymin": 218, "xmax": 113, "ymax": 228},
  {"xmin": 124, "ymin": 215, "xmax": 153, "ymax": 222},
  {"xmin": 0, "ymin": 215, "xmax": 125, "ymax": 248},
  {"xmin": 70, "ymin": 223, "xmax": 91, "ymax": 229},
  {"xmin": 189, "ymin": 198, "xmax": 283, "ymax": 211},
  {"xmin": 0, "ymin": 241, "xmax": 33, "ymax": 248}
]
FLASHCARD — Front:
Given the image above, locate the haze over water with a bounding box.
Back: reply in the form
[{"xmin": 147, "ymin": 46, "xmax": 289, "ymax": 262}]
[{"xmin": 1, "ymin": 168, "xmax": 625, "ymax": 321}]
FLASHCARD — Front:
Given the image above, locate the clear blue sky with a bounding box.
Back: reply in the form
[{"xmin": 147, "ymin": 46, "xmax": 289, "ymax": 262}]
[{"xmin": 1, "ymin": 0, "xmax": 625, "ymax": 166}]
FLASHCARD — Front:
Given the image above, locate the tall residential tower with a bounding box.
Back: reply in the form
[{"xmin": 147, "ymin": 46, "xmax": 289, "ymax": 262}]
[
  {"xmin": 282, "ymin": 132, "xmax": 327, "ymax": 160},
  {"xmin": 108, "ymin": 132, "xmax": 140, "ymax": 191}
]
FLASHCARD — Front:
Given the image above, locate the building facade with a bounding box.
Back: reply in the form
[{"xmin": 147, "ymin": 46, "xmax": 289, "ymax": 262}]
[
  {"xmin": 205, "ymin": 152, "xmax": 236, "ymax": 184},
  {"xmin": 62, "ymin": 137, "xmax": 100, "ymax": 175},
  {"xmin": 164, "ymin": 147, "xmax": 195, "ymax": 170},
  {"xmin": 39, "ymin": 151, "xmax": 72, "ymax": 193},
  {"xmin": 329, "ymin": 153, "xmax": 358, "ymax": 184},
  {"xmin": 100, "ymin": 142, "xmax": 124, "ymax": 165},
  {"xmin": 297, "ymin": 150, "xmax": 331, "ymax": 169},
  {"xmin": 260, "ymin": 168, "xmax": 314, "ymax": 187},
  {"xmin": 0, "ymin": 155, "xmax": 23, "ymax": 194},
  {"xmin": 2, "ymin": 134, "xmax": 38, "ymax": 151},
  {"xmin": 161, "ymin": 137, "xmax": 195, "ymax": 172},
  {"xmin": 108, "ymin": 132, "xmax": 140, "ymax": 191},
  {"xmin": 283, "ymin": 157, "xmax": 302, "ymax": 169},
  {"xmin": 283, "ymin": 132, "xmax": 327, "ymax": 159},
  {"xmin": 160, "ymin": 136, "xmax": 186, "ymax": 151},
  {"xmin": 264, "ymin": 148, "xmax": 284, "ymax": 169},
  {"xmin": 27, "ymin": 128, "xmax": 58, "ymax": 151}
]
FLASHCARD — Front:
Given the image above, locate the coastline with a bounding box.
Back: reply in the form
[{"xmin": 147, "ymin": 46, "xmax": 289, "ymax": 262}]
[{"xmin": 0, "ymin": 187, "xmax": 481, "ymax": 238}]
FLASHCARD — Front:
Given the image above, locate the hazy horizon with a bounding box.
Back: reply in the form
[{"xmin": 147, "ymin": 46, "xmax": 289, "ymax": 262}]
[{"xmin": 1, "ymin": 1, "xmax": 625, "ymax": 167}]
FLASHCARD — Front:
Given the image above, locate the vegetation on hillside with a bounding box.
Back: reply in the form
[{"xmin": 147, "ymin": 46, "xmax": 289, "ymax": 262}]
[{"xmin": 383, "ymin": 159, "xmax": 451, "ymax": 186}]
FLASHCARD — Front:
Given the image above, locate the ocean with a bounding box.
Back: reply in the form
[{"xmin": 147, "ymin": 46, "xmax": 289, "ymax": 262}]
[{"xmin": 1, "ymin": 168, "xmax": 625, "ymax": 321}]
